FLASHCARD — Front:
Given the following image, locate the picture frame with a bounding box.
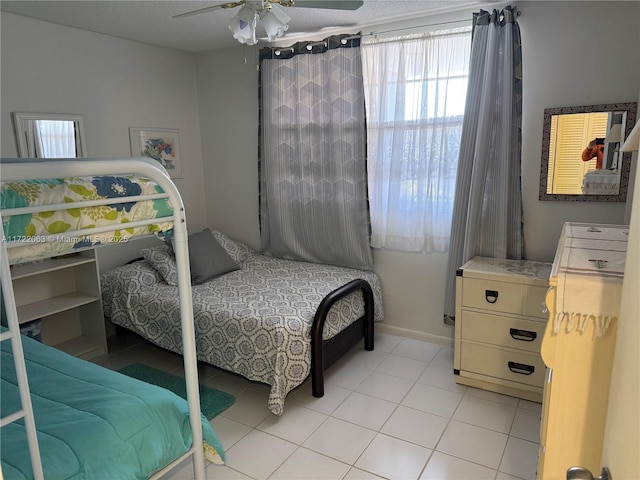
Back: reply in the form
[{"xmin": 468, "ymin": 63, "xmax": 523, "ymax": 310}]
[{"xmin": 129, "ymin": 127, "xmax": 182, "ymax": 178}]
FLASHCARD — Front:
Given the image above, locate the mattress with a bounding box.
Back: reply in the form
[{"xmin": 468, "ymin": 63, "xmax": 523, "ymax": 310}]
[
  {"xmin": 101, "ymin": 248, "xmax": 384, "ymax": 415},
  {"xmin": 1, "ymin": 175, "xmax": 174, "ymax": 264},
  {"xmin": 1, "ymin": 332, "xmax": 225, "ymax": 479}
]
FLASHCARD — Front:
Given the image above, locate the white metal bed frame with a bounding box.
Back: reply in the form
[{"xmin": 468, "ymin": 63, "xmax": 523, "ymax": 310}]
[{"xmin": 0, "ymin": 157, "xmax": 206, "ymax": 479}]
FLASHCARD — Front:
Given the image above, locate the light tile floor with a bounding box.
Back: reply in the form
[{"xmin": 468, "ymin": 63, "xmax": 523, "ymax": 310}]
[{"xmin": 94, "ymin": 332, "xmax": 542, "ymax": 480}]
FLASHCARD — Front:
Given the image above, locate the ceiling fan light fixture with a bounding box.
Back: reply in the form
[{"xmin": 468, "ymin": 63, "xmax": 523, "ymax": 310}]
[
  {"xmin": 229, "ymin": 4, "xmax": 259, "ymax": 45},
  {"xmin": 260, "ymin": 4, "xmax": 291, "ymax": 42}
]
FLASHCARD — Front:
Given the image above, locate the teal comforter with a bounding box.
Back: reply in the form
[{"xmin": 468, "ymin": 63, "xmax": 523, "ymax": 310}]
[{"xmin": 1, "ymin": 333, "xmax": 224, "ymax": 479}]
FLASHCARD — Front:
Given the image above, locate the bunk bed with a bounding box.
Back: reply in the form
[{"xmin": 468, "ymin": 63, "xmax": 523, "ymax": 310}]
[
  {"xmin": 0, "ymin": 157, "xmax": 222, "ymax": 479},
  {"xmin": 101, "ymin": 238, "xmax": 383, "ymax": 415}
]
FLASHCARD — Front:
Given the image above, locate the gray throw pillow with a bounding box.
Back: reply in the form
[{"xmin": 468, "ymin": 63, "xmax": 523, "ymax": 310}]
[
  {"xmin": 210, "ymin": 230, "xmax": 253, "ymax": 265},
  {"xmin": 141, "ymin": 243, "xmax": 178, "ymax": 286},
  {"xmin": 188, "ymin": 228, "xmax": 240, "ymax": 285}
]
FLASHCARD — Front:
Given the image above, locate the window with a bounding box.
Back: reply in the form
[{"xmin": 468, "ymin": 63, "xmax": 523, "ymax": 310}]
[
  {"xmin": 362, "ymin": 28, "xmax": 471, "ymax": 252},
  {"xmin": 36, "ymin": 120, "xmax": 77, "ymax": 158}
]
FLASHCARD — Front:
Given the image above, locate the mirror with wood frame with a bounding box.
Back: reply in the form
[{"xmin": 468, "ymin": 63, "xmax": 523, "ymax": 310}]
[{"xmin": 539, "ymin": 102, "xmax": 637, "ymax": 202}]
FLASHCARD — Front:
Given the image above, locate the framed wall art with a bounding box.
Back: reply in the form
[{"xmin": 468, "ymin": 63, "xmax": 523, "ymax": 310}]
[{"xmin": 129, "ymin": 127, "xmax": 182, "ymax": 178}]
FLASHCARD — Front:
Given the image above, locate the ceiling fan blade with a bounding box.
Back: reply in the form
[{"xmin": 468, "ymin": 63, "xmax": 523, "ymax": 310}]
[
  {"xmin": 286, "ymin": 0, "xmax": 364, "ymax": 10},
  {"xmin": 172, "ymin": 1, "xmax": 244, "ymax": 19}
]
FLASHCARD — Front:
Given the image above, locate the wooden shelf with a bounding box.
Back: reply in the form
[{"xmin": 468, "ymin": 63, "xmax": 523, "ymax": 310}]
[
  {"xmin": 10, "ymin": 254, "xmax": 95, "ymax": 280},
  {"xmin": 11, "ymin": 249, "xmax": 106, "ymax": 360},
  {"xmin": 17, "ymin": 293, "xmax": 100, "ymax": 324}
]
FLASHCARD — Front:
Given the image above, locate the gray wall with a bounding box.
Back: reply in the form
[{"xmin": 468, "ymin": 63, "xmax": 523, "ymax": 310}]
[
  {"xmin": 519, "ymin": 1, "xmax": 639, "ymax": 261},
  {"xmin": 2, "ymin": 2, "xmax": 638, "ymax": 342},
  {"xmin": 195, "ymin": 1, "xmax": 640, "ymax": 343},
  {"xmin": 1, "ymin": 13, "xmax": 208, "ymax": 233}
]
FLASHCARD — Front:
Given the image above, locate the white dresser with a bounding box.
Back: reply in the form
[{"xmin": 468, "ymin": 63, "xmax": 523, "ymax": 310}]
[
  {"xmin": 538, "ymin": 223, "xmax": 628, "ymax": 479},
  {"xmin": 454, "ymin": 256, "xmax": 552, "ymax": 402}
]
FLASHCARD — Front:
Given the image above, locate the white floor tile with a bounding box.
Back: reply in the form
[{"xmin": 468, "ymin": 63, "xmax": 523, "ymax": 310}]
[
  {"xmin": 209, "ymin": 415, "xmax": 252, "ymax": 450},
  {"xmin": 257, "ymin": 404, "xmax": 327, "ymax": 444},
  {"xmin": 392, "ymin": 338, "xmax": 441, "ymax": 364},
  {"xmin": 355, "ymin": 433, "xmax": 431, "ymax": 480},
  {"xmin": 324, "ymin": 362, "xmax": 373, "ymax": 390},
  {"xmin": 102, "ymin": 332, "xmax": 540, "ymax": 480},
  {"xmin": 344, "ymin": 467, "xmax": 386, "ymax": 479},
  {"xmin": 418, "ymin": 364, "xmax": 468, "ymax": 393},
  {"xmin": 337, "ymin": 347, "xmax": 389, "ymax": 373},
  {"xmin": 206, "ymin": 464, "xmax": 253, "ymax": 479},
  {"xmin": 373, "ymin": 333, "xmax": 404, "ymax": 353},
  {"xmin": 269, "ymin": 447, "xmax": 350, "ymax": 480},
  {"xmin": 430, "ymin": 346, "xmax": 454, "ymax": 368},
  {"xmin": 381, "ymin": 406, "xmax": 448, "ymax": 449},
  {"xmin": 224, "ymin": 430, "xmax": 297, "ymax": 480},
  {"xmin": 375, "ymin": 353, "xmax": 429, "ymax": 382},
  {"xmin": 517, "ymin": 399, "xmax": 543, "ymax": 413},
  {"xmin": 356, "ymin": 371, "xmax": 414, "ymax": 403},
  {"xmin": 499, "ymin": 437, "xmax": 540, "ymax": 480},
  {"xmin": 303, "ymin": 417, "xmax": 376, "ymax": 464},
  {"xmin": 496, "ymin": 472, "xmax": 526, "ymax": 480},
  {"xmin": 332, "ymin": 391, "xmax": 397, "ymax": 431},
  {"xmin": 288, "ymin": 381, "xmax": 352, "ymax": 415},
  {"xmin": 420, "ymin": 451, "xmax": 496, "ymax": 480},
  {"xmin": 453, "ymin": 395, "xmax": 517, "ymax": 434},
  {"xmin": 401, "ymin": 383, "xmax": 463, "ymax": 419},
  {"xmin": 510, "ymin": 408, "xmax": 541, "ymax": 443},
  {"xmin": 221, "ymin": 388, "xmax": 272, "ymax": 427},
  {"xmin": 436, "ymin": 420, "xmax": 508, "ymax": 469},
  {"xmin": 465, "ymin": 387, "xmax": 519, "ymax": 406}
]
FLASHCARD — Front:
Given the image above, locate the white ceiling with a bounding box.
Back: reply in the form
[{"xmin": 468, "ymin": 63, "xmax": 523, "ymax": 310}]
[{"xmin": 1, "ymin": 0, "xmax": 493, "ymax": 52}]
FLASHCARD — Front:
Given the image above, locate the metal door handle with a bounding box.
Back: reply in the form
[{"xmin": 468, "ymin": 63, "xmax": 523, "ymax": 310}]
[{"xmin": 567, "ymin": 466, "xmax": 611, "ymax": 480}]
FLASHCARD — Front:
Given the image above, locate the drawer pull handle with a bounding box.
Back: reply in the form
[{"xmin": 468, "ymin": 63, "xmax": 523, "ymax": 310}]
[
  {"xmin": 508, "ymin": 361, "xmax": 535, "ymax": 376},
  {"xmin": 509, "ymin": 328, "xmax": 537, "ymax": 342},
  {"xmin": 485, "ymin": 290, "xmax": 499, "ymax": 303}
]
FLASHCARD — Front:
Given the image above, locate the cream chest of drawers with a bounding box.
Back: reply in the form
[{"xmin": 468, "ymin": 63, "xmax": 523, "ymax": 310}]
[
  {"xmin": 537, "ymin": 223, "xmax": 627, "ymax": 479},
  {"xmin": 454, "ymin": 256, "xmax": 552, "ymax": 402}
]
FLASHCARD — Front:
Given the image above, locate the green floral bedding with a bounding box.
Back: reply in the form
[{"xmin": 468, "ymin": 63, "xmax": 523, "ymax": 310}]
[{"xmin": 1, "ymin": 175, "xmax": 174, "ymax": 263}]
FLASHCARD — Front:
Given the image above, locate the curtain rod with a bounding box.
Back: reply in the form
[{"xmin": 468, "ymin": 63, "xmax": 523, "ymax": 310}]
[
  {"xmin": 273, "ymin": 7, "xmax": 520, "ymax": 53},
  {"xmin": 364, "ymin": 18, "xmax": 471, "ymax": 38},
  {"xmin": 341, "ymin": 6, "xmax": 521, "ymax": 42},
  {"xmin": 338, "ymin": 21, "xmax": 470, "ymax": 45}
]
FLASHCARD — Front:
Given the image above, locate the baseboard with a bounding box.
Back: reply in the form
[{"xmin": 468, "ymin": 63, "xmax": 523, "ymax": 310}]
[{"xmin": 376, "ymin": 323, "xmax": 454, "ymax": 347}]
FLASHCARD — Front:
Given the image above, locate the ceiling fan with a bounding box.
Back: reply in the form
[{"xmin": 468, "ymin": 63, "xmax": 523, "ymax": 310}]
[{"xmin": 173, "ymin": 0, "xmax": 364, "ymax": 46}]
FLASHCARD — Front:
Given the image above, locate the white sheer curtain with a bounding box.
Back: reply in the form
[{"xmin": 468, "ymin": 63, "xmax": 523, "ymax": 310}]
[
  {"xmin": 361, "ymin": 28, "xmax": 471, "ymax": 252},
  {"xmin": 36, "ymin": 120, "xmax": 76, "ymax": 158}
]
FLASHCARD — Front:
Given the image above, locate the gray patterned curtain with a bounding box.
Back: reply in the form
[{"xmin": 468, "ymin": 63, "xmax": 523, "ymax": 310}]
[
  {"xmin": 443, "ymin": 6, "xmax": 524, "ymax": 324},
  {"xmin": 258, "ymin": 34, "xmax": 373, "ymax": 271}
]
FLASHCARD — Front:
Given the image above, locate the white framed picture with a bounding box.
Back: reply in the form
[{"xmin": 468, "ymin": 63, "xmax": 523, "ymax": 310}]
[{"xmin": 129, "ymin": 127, "xmax": 182, "ymax": 178}]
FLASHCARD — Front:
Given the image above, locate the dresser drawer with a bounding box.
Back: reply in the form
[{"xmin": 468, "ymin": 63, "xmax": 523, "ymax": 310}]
[
  {"xmin": 460, "ymin": 342, "xmax": 545, "ymax": 388},
  {"xmin": 461, "ymin": 277, "xmax": 523, "ymax": 315},
  {"xmin": 525, "ymin": 285, "xmax": 549, "ymax": 319},
  {"xmin": 460, "ymin": 310, "xmax": 545, "ymax": 353}
]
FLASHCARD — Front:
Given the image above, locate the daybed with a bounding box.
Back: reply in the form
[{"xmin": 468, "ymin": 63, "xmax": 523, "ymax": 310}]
[
  {"xmin": 101, "ymin": 230, "xmax": 384, "ymax": 416},
  {"xmin": 0, "ymin": 157, "xmax": 219, "ymax": 479}
]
